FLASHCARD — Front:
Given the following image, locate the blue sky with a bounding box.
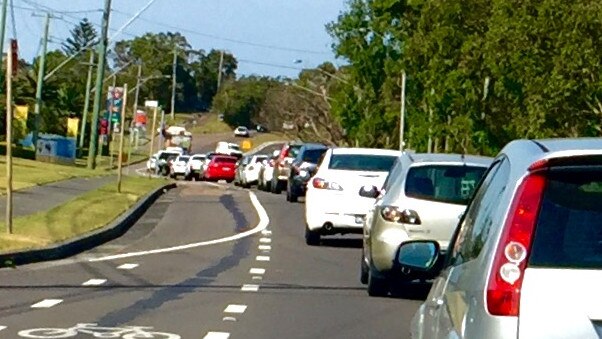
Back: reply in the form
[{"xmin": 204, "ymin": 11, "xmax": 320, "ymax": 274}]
[{"xmin": 9, "ymin": 0, "xmax": 347, "ymax": 77}]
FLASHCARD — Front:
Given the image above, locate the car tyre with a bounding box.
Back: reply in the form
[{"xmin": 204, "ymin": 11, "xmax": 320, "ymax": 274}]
[
  {"xmin": 360, "ymin": 252, "xmax": 369, "ymax": 285},
  {"xmin": 367, "ymin": 270, "xmax": 388, "ymax": 297},
  {"xmin": 287, "ymin": 182, "xmax": 298, "ymax": 203},
  {"xmin": 305, "ymin": 225, "xmax": 320, "ymax": 246}
]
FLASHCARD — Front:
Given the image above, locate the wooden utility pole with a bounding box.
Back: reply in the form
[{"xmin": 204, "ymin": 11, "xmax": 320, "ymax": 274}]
[
  {"xmin": 170, "ymin": 47, "xmax": 177, "ymax": 119},
  {"xmin": 5, "ymin": 39, "xmax": 14, "ymax": 234},
  {"xmin": 117, "ymin": 84, "xmax": 128, "ymax": 193},
  {"xmin": 87, "ymin": 0, "xmax": 113, "ymax": 169},
  {"xmin": 217, "ymin": 49, "xmax": 224, "ymax": 90}
]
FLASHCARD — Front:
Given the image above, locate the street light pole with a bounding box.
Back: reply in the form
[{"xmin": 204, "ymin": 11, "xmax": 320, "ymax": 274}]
[
  {"xmin": 32, "ymin": 12, "xmax": 51, "ymax": 146},
  {"xmin": 87, "ymin": 0, "xmax": 112, "ymax": 169},
  {"xmin": 78, "ymin": 50, "xmax": 95, "ymax": 156},
  {"xmin": 399, "ymin": 71, "xmax": 406, "ymax": 152}
]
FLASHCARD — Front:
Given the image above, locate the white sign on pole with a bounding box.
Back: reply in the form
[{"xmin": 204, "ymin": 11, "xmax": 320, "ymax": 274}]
[{"xmin": 144, "ymin": 100, "xmax": 159, "ymax": 108}]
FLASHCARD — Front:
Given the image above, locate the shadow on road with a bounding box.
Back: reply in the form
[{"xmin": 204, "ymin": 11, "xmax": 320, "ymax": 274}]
[{"xmin": 319, "ymin": 237, "xmax": 363, "ymax": 249}]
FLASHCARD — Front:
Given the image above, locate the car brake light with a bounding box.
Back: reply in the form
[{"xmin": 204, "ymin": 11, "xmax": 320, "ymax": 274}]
[
  {"xmin": 380, "ymin": 206, "xmax": 421, "ymax": 224},
  {"xmin": 312, "ymin": 177, "xmax": 343, "ymax": 190},
  {"xmin": 486, "ymin": 172, "xmax": 546, "ymax": 317}
]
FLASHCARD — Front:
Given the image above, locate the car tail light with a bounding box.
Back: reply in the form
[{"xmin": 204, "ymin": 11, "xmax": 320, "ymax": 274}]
[
  {"xmin": 312, "ymin": 177, "xmax": 343, "ymax": 190},
  {"xmin": 486, "ymin": 171, "xmax": 546, "ymax": 317},
  {"xmin": 380, "ymin": 206, "xmax": 421, "ymax": 224}
]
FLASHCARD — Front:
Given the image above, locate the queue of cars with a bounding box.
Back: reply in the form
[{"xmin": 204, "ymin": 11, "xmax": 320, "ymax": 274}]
[{"xmin": 234, "ymin": 137, "xmax": 602, "ymax": 338}]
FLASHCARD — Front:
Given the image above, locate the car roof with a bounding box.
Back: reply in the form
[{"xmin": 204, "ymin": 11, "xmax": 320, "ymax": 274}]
[
  {"xmin": 406, "ymin": 153, "xmax": 493, "ymax": 167},
  {"xmin": 499, "ymin": 138, "xmax": 602, "ymax": 168},
  {"xmin": 331, "ymin": 147, "xmax": 401, "ymax": 156}
]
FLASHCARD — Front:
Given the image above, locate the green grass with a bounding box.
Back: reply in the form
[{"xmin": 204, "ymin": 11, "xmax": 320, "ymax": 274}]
[
  {"xmin": 192, "ymin": 112, "xmax": 232, "ymax": 134},
  {"xmin": 249, "ymin": 132, "xmax": 292, "ymax": 147},
  {"xmin": 0, "ymin": 176, "xmax": 166, "ymax": 253},
  {"xmin": 0, "ymin": 156, "xmax": 107, "ymax": 192}
]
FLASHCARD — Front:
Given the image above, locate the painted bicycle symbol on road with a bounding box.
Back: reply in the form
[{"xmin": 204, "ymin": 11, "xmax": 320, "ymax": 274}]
[{"xmin": 18, "ymin": 323, "xmax": 180, "ymax": 338}]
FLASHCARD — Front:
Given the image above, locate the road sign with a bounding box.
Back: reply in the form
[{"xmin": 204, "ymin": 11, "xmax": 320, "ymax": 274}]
[
  {"xmin": 241, "ymin": 140, "xmax": 252, "ymax": 151},
  {"xmin": 144, "ymin": 100, "xmax": 159, "ymax": 108}
]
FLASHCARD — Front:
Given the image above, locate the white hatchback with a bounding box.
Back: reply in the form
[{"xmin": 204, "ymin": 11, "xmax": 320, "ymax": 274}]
[{"xmin": 304, "ymin": 147, "xmax": 401, "ymax": 245}]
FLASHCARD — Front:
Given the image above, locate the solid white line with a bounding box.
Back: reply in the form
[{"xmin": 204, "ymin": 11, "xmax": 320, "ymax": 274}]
[
  {"xmin": 89, "ymin": 192, "xmax": 270, "ymax": 262},
  {"xmin": 82, "ymin": 279, "xmax": 107, "ymax": 286},
  {"xmin": 31, "ymin": 299, "xmax": 63, "ymax": 308},
  {"xmin": 117, "ymin": 263, "xmax": 139, "ymax": 270},
  {"xmin": 256, "ymin": 255, "xmax": 270, "ymax": 261},
  {"xmin": 224, "ymin": 304, "xmax": 247, "ymax": 314},
  {"xmin": 203, "ymin": 332, "xmax": 230, "ymax": 339},
  {"xmin": 241, "ymin": 284, "xmax": 259, "ymax": 292},
  {"xmin": 261, "ymin": 229, "xmax": 272, "ymax": 236},
  {"xmin": 252, "ymin": 276, "xmax": 263, "ymax": 280},
  {"xmin": 249, "ymin": 268, "xmax": 265, "ymax": 275},
  {"xmin": 259, "ymin": 238, "xmax": 272, "ymax": 244},
  {"xmin": 258, "ymin": 245, "xmax": 271, "ymax": 251}
]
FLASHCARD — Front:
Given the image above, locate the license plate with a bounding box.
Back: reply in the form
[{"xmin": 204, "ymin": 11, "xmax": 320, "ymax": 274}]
[{"xmin": 223, "ymin": 167, "xmax": 231, "ymax": 171}]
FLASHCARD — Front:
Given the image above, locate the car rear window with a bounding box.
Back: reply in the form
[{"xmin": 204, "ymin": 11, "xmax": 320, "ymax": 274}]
[
  {"xmin": 328, "ymin": 154, "xmax": 398, "ymax": 172},
  {"xmin": 178, "ymin": 156, "xmax": 190, "ymax": 162},
  {"xmin": 230, "ymin": 144, "xmax": 241, "ymax": 151},
  {"xmin": 159, "ymin": 152, "xmax": 180, "ymax": 160},
  {"xmin": 302, "ymin": 149, "xmax": 327, "ymax": 164},
  {"xmin": 215, "ymin": 157, "xmax": 237, "ymax": 164},
  {"xmin": 529, "ymin": 168, "xmax": 602, "ymax": 269},
  {"xmin": 405, "ymin": 165, "xmax": 487, "ymax": 205}
]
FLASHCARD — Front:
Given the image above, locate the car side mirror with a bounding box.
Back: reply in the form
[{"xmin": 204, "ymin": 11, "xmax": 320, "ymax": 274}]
[
  {"xmin": 395, "ymin": 240, "xmax": 440, "ymax": 272},
  {"xmin": 359, "ymin": 185, "xmax": 380, "ymax": 198}
]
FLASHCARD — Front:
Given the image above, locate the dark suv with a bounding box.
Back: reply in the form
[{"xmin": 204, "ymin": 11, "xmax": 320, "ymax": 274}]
[{"xmin": 286, "ymin": 143, "xmax": 328, "ymax": 202}]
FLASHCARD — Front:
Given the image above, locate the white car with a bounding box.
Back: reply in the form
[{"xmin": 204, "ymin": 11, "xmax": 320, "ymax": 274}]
[
  {"xmin": 240, "ymin": 154, "xmax": 268, "ymax": 187},
  {"xmin": 170, "ymin": 155, "xmax": 190, "ymax": 179},
  {"xmin": 148, "ymin": 149, "xmax": 183, "ymax": 173},
  {"xmin": 216, "ymin": 141, "xmax": 243, "ymax": 157},
  {"xmin": 185, "ymin": 154, "xmax": 206, "ymax": 180},
  {"xmin": 304, "ymin": 147, "xmax": 401, "ymax": 245},
  {"xmin": 233, "ymin": 126, "xmax": 250, "ymax": 137}
]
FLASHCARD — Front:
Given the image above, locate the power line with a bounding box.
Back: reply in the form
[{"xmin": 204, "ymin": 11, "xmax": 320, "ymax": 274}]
[{"xmin": 111, "ymin": 9, "xmax": 331, "ymax": 56}]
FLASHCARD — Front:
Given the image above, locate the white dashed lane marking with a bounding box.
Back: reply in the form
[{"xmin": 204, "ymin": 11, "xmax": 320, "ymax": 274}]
[
  {"xmin": 241, "ymin": 284, "xmax": 259, "ymax": 292},
  {"xmin": 259, "ymin": 238, "xmax": 272, "ymax": 244},
  {"xmin": 258, "ymin": 245, "xmax": 271, "ymax": 251},
  {"xmin": 82, "ymin": 279, "xmax": 107, "ymax": 286},
  {"xmin": 252, "ymin": 276, "xmax": 263, "ymax": 280},
  {"xmin": 224, "ymin": 304, "xmax": 247, "ymax": 314},
  {"xmin": 0, "ymin": 326, "xmax": 6, "ymax": 331},
  {"xmin": 117, "ymin": 263, "xmax": 139, "ymax": 270},
  {"xmin": 261, "ymin": 229, "xmax": 272, "ymax": 236},
  {"xmin": 203, "ymin": 332, "xmax": 230, "ymax": 339},
  {"xmin": 256, "ymin": 256, "xmax": 270, "ymax": 262},
  {"xmin": 249, "ymin": 268, "xmax": 265, "ymax": 275},
  {"xmin": 31, "ymin": 299, "xmax": 63, "ymax": 308}
]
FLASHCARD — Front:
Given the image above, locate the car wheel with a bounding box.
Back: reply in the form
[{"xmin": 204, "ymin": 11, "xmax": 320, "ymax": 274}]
[
  {"xmin": 305, "ymin": 225, "xmax": 320, "ymax": 246},
  {"xmin": 288, "ymin": 183, "xmax": 298, "ymax": 203},
  {"xmin": 367, "ymin": 270, "xmax": 388, "ymax": 297},
  {"xmin": 227, "ymin": 179, "xmax": 234, "ymax": 183},
  {"xmin": 360, "ymin": 252, "xmax": 369, "ymax": 285},
  {"xmin": 272, "ymin": 178, "xmax": 282, "ymax": 194}
]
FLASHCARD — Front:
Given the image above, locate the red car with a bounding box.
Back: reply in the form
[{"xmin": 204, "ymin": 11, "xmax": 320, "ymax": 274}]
[{"xmin": 202, "ymin": 155, "xmax": 238, "ymax": 182}]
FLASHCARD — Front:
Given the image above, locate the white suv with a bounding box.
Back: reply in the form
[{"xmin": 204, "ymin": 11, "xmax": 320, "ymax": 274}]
[{"xmin": 216, "ymin": 141, "xmax": 243, "ymax": 157}]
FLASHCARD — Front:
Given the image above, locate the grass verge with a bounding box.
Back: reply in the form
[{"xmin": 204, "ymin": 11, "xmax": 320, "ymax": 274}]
[
  {"xmin": 0, "ymin": 156, "xmax": 107, "ymax": 192},
  {"xmin": 192, "ymin": 112, "xmax": 232, "ymax": 134},
  {"xmin": 0, "ymin": 176, "xmax": 167, "ymax": 253},
  {"xmin": 249, "ymin": 132, "xmax": 292, "ymax": 146}
]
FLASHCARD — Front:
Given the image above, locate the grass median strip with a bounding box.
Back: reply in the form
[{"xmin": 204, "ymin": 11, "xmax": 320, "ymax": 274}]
[
  {"xmin": 0, "ymin": 156, "xmax": 107, "ymax": 192},
  {"xmin": 0, "ymin": 176, "xmax": 167, "ymax": 253}
]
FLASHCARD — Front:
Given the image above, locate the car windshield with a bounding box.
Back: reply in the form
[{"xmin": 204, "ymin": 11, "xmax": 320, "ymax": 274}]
[
  {"xmin": 177, "ymin": 156, "xmax": 190, "ymax": 162},
  {"xmin": 529, "ymin": 168, "xmax": 602, "ymax": 269},
  {"xmin": 158, "ymin": 152, "xmax": 180, "ymax": 160},
  {"xmin": 302, "ymin": 149, "xmax": 327, "ymax": 164},
  {"xmin": 191, "ymin": 155, "xmax": 206, "ymax": 161},
  {"xmin": 215, "ymin": 157, "xmax": 237, "ymax": 164},
  {"xmin": 404, "ymin": 165, "xmax": 487, "ymax": 205},
  {"xmin": 328, "ymin": 154, "xmax": 398, "ymax": 172}
]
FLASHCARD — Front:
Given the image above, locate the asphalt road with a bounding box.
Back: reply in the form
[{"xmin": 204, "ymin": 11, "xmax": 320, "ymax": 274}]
[{"xmin": 0, "ymin": 181, "xmax": 424, "ymax": 339}]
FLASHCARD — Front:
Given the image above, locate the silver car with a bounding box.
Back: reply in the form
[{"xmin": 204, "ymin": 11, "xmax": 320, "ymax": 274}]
[
  {"xmin": 394, "ymin": 138, "xmax": 602, "ymax": 339},
  {"xmin": 361, "ymin": 153, "xmax": 492, "ymax": 296}
]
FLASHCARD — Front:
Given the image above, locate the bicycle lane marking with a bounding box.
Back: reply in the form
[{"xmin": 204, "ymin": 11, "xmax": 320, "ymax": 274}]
[
  {"xmin": 88, "ymin": 191, "xmax": 269, "ymax": 262},
  {"xmin": 17, "ymin": 323, "xmax": 181, "ymax": 338}
]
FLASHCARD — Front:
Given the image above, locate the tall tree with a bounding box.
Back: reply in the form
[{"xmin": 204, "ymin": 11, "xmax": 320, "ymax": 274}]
[{"xmin": 62, "ymin": 18, "xmax": 98, "ymax": 55}]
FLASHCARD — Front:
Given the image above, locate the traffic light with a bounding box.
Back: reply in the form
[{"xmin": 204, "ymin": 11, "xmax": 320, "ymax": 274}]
[{"xmin": 10, "ymin": 39, "xmax": 18, "ymax": 76}]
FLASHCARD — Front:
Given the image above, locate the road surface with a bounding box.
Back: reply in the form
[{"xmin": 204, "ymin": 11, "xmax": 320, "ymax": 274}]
[{"xmin": 0, "ymin": 181, "xmax": 424, "ymax": 339}]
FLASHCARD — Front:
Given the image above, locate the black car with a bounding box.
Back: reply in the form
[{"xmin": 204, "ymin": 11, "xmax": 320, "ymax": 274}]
[{"xmin": 286, "ymin": 143, "xmax": 329, "ymax": 202}]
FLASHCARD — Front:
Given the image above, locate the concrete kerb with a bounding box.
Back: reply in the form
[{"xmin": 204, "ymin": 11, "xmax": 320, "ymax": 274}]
[{"xmin": 0, "ymin": 182, "xmax": 177, "ymax": 268}]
